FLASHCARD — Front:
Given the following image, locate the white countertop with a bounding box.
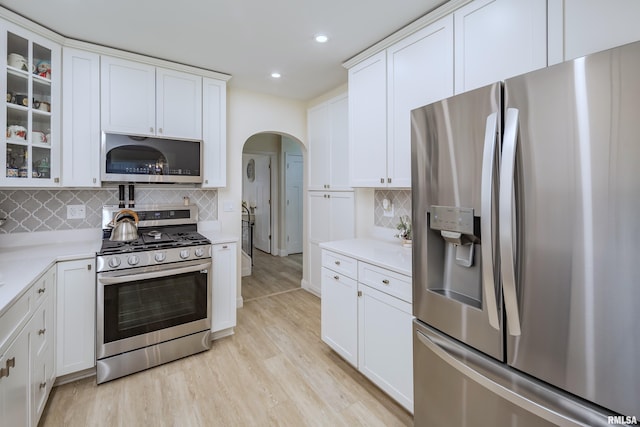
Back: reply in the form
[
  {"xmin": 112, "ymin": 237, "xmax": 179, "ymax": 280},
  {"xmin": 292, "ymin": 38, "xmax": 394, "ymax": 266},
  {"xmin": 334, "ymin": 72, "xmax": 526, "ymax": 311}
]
[
  {"xmin": 320, "ymin": 238, "xmax": 413, "ymax": 277},
  {"xmin": 0, "ymin": 226, "xmax": 239, "ymax": 317}
]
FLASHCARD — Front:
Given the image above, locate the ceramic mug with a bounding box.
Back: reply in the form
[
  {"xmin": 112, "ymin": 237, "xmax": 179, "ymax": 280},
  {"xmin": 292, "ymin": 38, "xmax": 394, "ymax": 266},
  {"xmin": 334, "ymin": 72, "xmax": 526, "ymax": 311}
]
[
  {"xmin": 14, "ymin": 93, "xmax": 29, "ymax": 107},
  {"xmin": 34, "ymin": 101, "xmax": 50, "ymax": 112},
  {"xmin": 7, "ymin": 53, "xmax": 34, "ymax": 72},
  {"xmin": 7, "ymin": 125, "xmax": 27, "ymax": 140},
  {"xmin": 18, "ymin": 167, "xmax": 28, "ymax": 178},
  {"xmin": 32, "ymin": 131, "xmax": 46, "ymax": 144}
]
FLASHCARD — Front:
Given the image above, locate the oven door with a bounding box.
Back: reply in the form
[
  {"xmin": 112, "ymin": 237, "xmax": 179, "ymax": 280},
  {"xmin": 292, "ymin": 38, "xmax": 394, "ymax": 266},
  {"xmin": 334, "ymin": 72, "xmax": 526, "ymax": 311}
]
[{"xmin": 96, "ymin": 259, "xmax": 211, "ymax": 359}]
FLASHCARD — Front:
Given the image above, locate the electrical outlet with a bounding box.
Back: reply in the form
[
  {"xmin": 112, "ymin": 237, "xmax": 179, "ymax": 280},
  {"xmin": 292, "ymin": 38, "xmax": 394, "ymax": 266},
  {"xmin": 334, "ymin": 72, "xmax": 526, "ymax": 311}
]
[{"xmin": 67, "ymin": 204, "xmax": 86, "ymax": 219}]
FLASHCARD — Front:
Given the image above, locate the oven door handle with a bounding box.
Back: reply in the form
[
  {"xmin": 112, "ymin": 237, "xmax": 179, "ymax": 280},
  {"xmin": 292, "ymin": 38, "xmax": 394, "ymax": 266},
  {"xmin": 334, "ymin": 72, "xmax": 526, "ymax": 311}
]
[{"xmin": 98, "ymin": 261, "xmax": 212, "ymax": 285}]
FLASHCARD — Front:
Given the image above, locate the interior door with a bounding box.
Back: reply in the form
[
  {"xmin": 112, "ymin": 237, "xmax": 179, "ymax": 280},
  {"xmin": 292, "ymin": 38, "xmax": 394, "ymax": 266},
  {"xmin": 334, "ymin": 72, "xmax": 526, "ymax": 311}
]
[
  {"xmin": 285, "ymin": 153, "xmax": 303, "ymax": 254},
  {"xmin": 252, "ymin": 154, "xmax": 271, "ymax": 253}
]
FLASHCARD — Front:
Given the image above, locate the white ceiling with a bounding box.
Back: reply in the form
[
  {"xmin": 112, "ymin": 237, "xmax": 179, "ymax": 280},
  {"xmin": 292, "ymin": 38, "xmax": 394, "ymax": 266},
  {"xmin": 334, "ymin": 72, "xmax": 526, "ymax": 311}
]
[{"xmin": 0, "ymin": 0, "xmax": 448, "ymax": 101}]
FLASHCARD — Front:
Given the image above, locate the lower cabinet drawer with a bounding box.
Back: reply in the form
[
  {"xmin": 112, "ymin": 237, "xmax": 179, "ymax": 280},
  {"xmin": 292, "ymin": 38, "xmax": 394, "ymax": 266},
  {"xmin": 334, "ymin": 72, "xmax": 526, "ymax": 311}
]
[
  {"xmin": 358, "ymin": 261, "xmax": 412, "ymax": 303},
  {"xmin": 322, "ymin": 250, "xmax": 357, "ymax": 280}
]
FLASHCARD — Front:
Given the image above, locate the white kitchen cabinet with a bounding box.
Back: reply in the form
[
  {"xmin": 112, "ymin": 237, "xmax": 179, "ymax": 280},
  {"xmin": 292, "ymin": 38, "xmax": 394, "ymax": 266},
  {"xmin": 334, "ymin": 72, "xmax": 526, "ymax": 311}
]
[
  {"xmin": 349, "ymin": 16, "xmax": 454, "ymax": 188},
  {"xmin": 101, "ymin": 56, "xmax": 202, "ymax": 140},
  {"xmin": 320, "ymin": 247, "xmax": 414, "ymax": 412},
  {"xmin": 0, "ymin": 264, "xmax": 56, "ymax": 427},
  {"xmin": 321, "ymin": 255, "xmax": 358, "ymax": 367},
  {"xmin": 62, "ymin": 47, "xmax": 100, "ymax": 187},
  {"xmin": 348, "ymin": 51, "xmax": 387, "ymax": 188},
  {"xmin": 156, "ymin": 67, "xmax": 202, "ymax": 140},
  {"xmin": 0, "ymin": 324, "xmax": 29, "ymax": 427},
  {"xmin": 28, "ymin": 275, "xmax": 55, "ymax": 424},
  {"xmin": 56, "ymin": 258, "xmax": 95, "ymax": 377},
  {"xmin": 211, "ymin": 242, "xmax": 237, "ymax": 337},
  {"xmin": 386, "ymin": 15, "xmax": 454, "ymax": 188},
  {"xmin": 101, "ymin": 56, "xmax": 156, "ymax": 136},
  {"xmin": 548, "ymin": 0, "xmax": 640, "ymax": 65},
  {"xmin": 308, "ymin": 92, "xmax": 350, "ymax": 190},
  {"xmin": 454, "ymin": 0, "xmax": 547, "ymax": 93},
  {"xmin": 1, "ymin": 21, "xmax": 61, "ymax": 187},
  {"xmin": 357, "ymin": 266, "xmax": 413, "ymax": 412},
  {"xmin": 308, "ymin": 191, "xmax": 354, "ymax": 244},
  {"xmin": 201, "ymin": 77, "xmax": 227, "ymax": 188},
  {"xmin": 307, "ymin": 191, "xmax": 354, "ymax": 295}
]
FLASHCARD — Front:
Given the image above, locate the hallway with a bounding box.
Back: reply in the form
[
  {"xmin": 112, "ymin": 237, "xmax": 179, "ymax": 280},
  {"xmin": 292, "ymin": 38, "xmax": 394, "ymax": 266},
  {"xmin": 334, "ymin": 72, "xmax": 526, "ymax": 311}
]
[{"xmin": 242, "ymin": 249, "xmax": 303, "ymax": 302}]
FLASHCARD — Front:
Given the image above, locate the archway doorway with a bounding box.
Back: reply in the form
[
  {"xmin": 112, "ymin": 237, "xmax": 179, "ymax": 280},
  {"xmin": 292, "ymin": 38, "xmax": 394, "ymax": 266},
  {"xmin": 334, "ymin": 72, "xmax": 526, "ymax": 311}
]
[{"xmin": 241, "ymin": 132, "xmax": 305, "ymax": 302}]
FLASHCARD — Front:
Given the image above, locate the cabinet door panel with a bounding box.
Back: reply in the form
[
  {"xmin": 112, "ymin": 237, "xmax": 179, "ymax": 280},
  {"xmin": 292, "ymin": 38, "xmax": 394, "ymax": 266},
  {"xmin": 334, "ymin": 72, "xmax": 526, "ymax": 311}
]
[
  {"xmin": 101, "ymin": 56, "xmax": 156, "ymax": 135},
  {"xmin": 0, "ymin": 331, "xmax": 29, "ymax": 427},
  {"xmin": 56, "ymin": 259, "xmax": 96, "ymax": 376},
  {"xmin": 212, "ymin": 243, "xmax": 237, "ymax": 332},
  {"xmin": 307, "ymin": 103, "xmax": 330, "ymax": 190},
  {"xmin": 349, "ymin": 51, "xmax": 388, "ymax": 187},
  {"xmin": 358, "ymin": 284, "xmax": 413, "ymax": 412},
  {"xmin": 387, "ymin": 16, "xmax": 454, "ymax": 188},
  {"xmin": 62, "ymin": 48, "xmax": 100, "ymax": 187},
  {"xmin": 328, "ymin": 94, "xmax": 350, "ymax": 189},
  {"xmin": 202, "ymin": 78, "xmax": 227, "ymax": 187},
  {"xmin": 328, "ymin": 192, "xmax": 354, "ymax": 241},
  {"xmin": 308, "ymin": 192, "xmax": 331, "ymax": 243},
  {"xmin": 454, "ymin": 0, "xmax": 547, "ymax": 93},
  {"xmin": 321, "ymin": 266, "xmax": 358, "ymax": 366},
  {"xmin": 156, "ymin": 68, "xmax": 202, "ymax": 140}
]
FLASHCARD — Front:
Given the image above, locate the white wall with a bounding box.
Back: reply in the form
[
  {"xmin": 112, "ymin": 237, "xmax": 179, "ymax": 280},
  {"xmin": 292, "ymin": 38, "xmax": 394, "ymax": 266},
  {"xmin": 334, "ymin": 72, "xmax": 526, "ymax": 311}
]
[{"xmin": 220, "ymin": 88, "xmax": 307, "ymax": 306}]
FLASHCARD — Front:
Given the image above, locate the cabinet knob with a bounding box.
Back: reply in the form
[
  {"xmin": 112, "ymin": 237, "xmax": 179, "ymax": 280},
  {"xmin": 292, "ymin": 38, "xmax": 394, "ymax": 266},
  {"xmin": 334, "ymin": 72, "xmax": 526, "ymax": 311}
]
[
  {"xmin": 380, "ymin": 178, "xmax": 384, "ymax": 184},
  {"xmin": 334, "ymin": 260, "xmax": 341, "ymax": 266},
  {"xmin": 39, "ymin": 381, "xmax": 47, "ymax": 389},
  {"xmin": 87, "ymin": 264, "xmax": 92, "ymax": 270},
  {"xmin": 38, "ymin": 288, "xmax": 45, "ymax": 294},
  {"xmin": 93, "ymin": 178, "xmax": 97, "ymax": 184},
  {"xmin": 387, "ymin": 178, "xmax": 392, "ymax": 183},
  {"xmin": 158, "ymin": 127, "xmax": 163, "ymax": 134},
  {"xmin": 150, "ymin": 127, "xmax": 154, "ymax": 133},
  {"xmin": 333, "ymin": 275, "xmax": 339, "ymax": 280},
  {"xmin": 54, "ymin": 177, "xmax": 60, "ymax": 183},
  {"xmin": 38, "ymin": 328, "xmax": 46, "ymax": 335},
  {"xmin": 357, "ymin": 290, "xmax": 363, "ymax": 297},
  {"xmin": 382, "ymin": 279, "xmax": 390, "ymax": 285},
  {"xmin": 222, "ymin": 245, "xmax": 228, "ymax": 249}
]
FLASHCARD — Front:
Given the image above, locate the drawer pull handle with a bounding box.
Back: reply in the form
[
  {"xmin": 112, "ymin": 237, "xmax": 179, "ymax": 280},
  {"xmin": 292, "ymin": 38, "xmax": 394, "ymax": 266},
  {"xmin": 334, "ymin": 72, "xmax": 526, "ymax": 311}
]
[
  {"xmin": 382, "ymin": 279, "xmax": 390, "ymax": 285},
  {"xmin": 222, "ymin": 245, "xmax": 228, "ymax": 249},
  {"xmin": 333, "ymin": 275, "xmax": 340, "ymax": 280},
  {"xmin": 38, "ymin": 328, "xmax": 46, "ymax": 335},
  {"xmin": 334, "ymin": 260, "xmax": 341, "ymax": 266},
  {"xmin": 39, "ymin": 381, "xmax": 47, "ymax": 389},
  {"xmin": 38, "ymin": 288, "xmax": 45, "ymax": 294}
]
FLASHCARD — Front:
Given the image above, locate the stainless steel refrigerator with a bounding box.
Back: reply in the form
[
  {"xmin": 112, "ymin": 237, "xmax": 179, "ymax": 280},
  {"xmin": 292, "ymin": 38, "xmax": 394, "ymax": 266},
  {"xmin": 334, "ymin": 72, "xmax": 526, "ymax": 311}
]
[{"xmin": 411, "ymin": 41, "xmax": 640, "ymax": 426}]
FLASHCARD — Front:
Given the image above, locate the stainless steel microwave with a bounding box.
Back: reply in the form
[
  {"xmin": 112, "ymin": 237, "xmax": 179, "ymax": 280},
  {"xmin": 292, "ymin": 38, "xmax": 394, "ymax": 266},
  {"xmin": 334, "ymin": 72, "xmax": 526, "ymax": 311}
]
[{"xmin": 101, "ymin": 132, "xmax": 202, "ymax": 184}]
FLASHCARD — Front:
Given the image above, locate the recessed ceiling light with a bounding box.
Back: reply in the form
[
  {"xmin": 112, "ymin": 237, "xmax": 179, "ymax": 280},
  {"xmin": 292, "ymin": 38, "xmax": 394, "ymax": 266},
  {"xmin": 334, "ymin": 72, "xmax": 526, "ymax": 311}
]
[
  {"xmin": 315, "ymin": 34, "xmax": 329, "ymax": 43},
  {"xmin": 271, "ymin": 72, "xmax": 281, "ymax": 79}
]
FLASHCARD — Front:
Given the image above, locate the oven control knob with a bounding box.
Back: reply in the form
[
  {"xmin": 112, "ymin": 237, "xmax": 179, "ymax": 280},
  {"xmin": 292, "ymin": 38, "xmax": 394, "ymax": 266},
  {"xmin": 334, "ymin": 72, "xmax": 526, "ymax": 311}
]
[
  {"xmin": 108, "ymin": 257, "xmax": 121, "ymax": 268},
  {"xmin": 155, "ymin": 252, "xmax": 166, "ymax": 262},
  {"xmin": 195, "ymin": 248, "xmax": 205, "ymax": 257},
  {"xmin": 180, "ymin": 249, "xmax": 190, "ymax": 259},
  {"xmin": 128, "ymin": 255, "xmax": 140, "ymax": 266}
]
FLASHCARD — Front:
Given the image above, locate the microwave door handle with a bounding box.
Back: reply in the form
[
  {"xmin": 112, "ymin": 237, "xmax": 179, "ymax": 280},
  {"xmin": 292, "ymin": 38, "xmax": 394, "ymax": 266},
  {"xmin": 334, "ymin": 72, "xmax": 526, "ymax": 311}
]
[
  {"xmin": 480, "ymin": 112, "xmax": 501, "ymax": 331},
  {"xmin": 98, "ymin": 261, "xmax": 211, "ymax": 285},
  {"xmin": 499, "ymin": 108, "xmax": 521, "ymax": 336}
]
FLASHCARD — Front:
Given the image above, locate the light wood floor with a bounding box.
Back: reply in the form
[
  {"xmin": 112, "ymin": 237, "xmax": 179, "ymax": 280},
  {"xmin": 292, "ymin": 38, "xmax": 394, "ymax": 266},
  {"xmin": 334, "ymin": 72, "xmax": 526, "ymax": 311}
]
[
  {"xmin": 242, "ymin": 249, "xmax": 303, "ymax": 302},
  {"xmin": 40, "ymin": 257, "xmax": 412, "ymax": 427}
]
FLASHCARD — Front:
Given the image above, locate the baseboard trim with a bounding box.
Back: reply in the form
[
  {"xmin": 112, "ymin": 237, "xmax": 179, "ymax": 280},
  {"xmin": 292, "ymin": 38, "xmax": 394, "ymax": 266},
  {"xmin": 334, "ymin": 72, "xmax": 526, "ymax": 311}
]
[
  {"xmin": 54, "ymin": 367, "xmax": 96, "ymax": 386},
  {"xmin": 237, "ymin": 296, "xmax": 244, "ymax": 308},
  {"xmin": 302, "ymin": 279, "xmax": 321, "ymax": 297},
  {"xmin": 211, "ymin": 328, "xmax": 235, "ymax": 340}
]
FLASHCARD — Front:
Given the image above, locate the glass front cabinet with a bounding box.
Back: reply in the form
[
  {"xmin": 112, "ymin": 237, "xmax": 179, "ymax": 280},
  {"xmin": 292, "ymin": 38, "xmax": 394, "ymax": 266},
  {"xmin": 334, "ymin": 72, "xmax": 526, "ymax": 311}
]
[{"xmin": 1, "ymin": 21, "xmax": 60, "ymax": 186}]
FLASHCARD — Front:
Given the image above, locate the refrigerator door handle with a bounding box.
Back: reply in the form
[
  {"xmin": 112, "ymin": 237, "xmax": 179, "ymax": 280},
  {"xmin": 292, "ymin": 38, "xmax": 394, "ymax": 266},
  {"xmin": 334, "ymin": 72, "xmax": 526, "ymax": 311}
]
[
  {"xmin": 480, "ymin": 112, "xmax": 500, "ymax": 330},
  {"xmin": 499, "ymin": 108, "xmax": 521, "ymax": 336},
  {"xmin": 415, "ymin": 327, "xmax": 603, "ymax": 427}
]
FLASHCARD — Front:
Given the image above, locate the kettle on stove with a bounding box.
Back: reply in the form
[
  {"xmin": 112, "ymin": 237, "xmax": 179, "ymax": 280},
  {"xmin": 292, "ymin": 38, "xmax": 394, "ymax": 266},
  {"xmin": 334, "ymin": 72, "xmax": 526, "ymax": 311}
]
[{"xmin": 109, "ymin": 209, "xmax": 139, "ymax": 242}]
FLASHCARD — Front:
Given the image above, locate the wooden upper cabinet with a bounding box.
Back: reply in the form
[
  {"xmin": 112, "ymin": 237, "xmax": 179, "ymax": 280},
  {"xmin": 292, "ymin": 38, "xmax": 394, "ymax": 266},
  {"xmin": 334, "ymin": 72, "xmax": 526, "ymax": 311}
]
[
  {"xmin": 101, "ymin": 56, "xmax": 202, "ymax": 140},
  {"xmin": 454, "ymin": 0, "xmax": 547, "ymax": 94}
]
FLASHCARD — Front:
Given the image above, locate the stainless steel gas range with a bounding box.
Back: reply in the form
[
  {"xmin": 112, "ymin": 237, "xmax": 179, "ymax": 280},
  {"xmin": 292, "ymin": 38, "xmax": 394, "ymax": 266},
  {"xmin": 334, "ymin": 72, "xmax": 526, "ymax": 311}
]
[{"xmin": 96, "ymin": 205, "xmax": 212, "ymax": 384}]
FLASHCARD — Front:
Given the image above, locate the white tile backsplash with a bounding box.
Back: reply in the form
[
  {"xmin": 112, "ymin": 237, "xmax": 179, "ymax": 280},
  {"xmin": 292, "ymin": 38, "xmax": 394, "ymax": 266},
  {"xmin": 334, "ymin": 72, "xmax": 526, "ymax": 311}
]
[{"xmin": 0, "ymin": 187, "xmax": 217, "ymax": 234}]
